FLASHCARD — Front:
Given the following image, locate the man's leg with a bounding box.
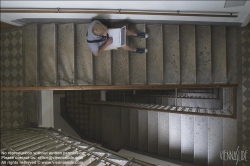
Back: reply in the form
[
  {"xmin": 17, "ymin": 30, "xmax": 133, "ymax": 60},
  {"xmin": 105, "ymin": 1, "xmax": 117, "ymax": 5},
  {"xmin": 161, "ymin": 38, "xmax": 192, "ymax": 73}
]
[
  {"xmin": 121, "ymin": 44, "xmax": 136, "ymax": 52},
  {"xmin": 126, "ymin": 29, "xmax": 137, "ymax": 37}
]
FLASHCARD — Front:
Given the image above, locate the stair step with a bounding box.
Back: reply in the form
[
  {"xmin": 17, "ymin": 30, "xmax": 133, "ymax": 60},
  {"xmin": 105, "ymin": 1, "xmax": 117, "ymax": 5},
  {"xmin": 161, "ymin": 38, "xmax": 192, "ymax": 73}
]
[
  {"xmin": 194, "ymin": 116, "xmax": 208, "ymax": 165},
  {"xmin": 163, "ymin": 25, "xmax": 180, "ymax": 84},
  {"xmin": 212, "ymin": 27, "xmax": 227, "ymax": 83},
  {"xmin": 138, "ymin": 110, "xmax": 148, "ymax": 151},
  {"xmin": 196, "ymin": 26, "xmax": 212, "ymax": 84},
  {"xmin": 58, "ymin": 23, "xmax": 75, "ymax": 85},
  {"xmin": 39, "ymin": 23, "xmax": 57, "ymax": 86},
  {"xmin": 180, "ymin": 25, "xmax": 196, "ymax": 84},
  {"xmin": 130, "ymin": 109, "xmax": 138, "ymax": 149},
  {"xmin": 147, "ymin": 24, "xmax": 163, "ymax": 84},
  {"xmin": 208, "ymin": 117, "xmax": 223, "ymax": 166},
  {"xmin": 169, "ymin": 113, "xmax": 181, "ymax": 159},
  {"xmin": 112, "ymin": 23, "xmax": 129, "ymax": 85},
  {"xmin": 129, "ymin": 24, "xmax": 146, "ymax": 85},
  {"xmin": 24, "ymin": 23, "xmax": 38, "ymax": 87},
  {"xmin": 181, "ymin": 114, "xmax": 194, "ymax": 162},
  {"xmin": 158, "ymin": 112, "xmax": 169, "ymax": 156},
  {"xmin": 94, "ymin": 50, "xmax": 111, "ymax": 85},
  {"xmin": 95, "ymin": 106, "xmax": 102, "ymax": 141},
  {"xmin": 76, "ymin": 23, "xmax": 94, "ymax": 85},
  {"xmin": 89, "ymin": 106, "xmax": 96, "ymax": 139},
  {"xmin": 25, "ymin": 91, "xmax": 38, "ymax": 125},
  {"xmin": 102, "ymin": 107, "xmax": 122, "ymax": 151},
  {"xmin": 226, "ymin": 27, "xmax": 237, "ymax": 84},
  {"xmin": 121, "ymin": 108, "xmax": 130, "ymax": 147},
  {"xmin": 205, "ymin": 99, "xmax": 214, "ymax": 109},
  {"xmin": 148, "ymin": 111, "xmax": 158, "ymax": 154}
]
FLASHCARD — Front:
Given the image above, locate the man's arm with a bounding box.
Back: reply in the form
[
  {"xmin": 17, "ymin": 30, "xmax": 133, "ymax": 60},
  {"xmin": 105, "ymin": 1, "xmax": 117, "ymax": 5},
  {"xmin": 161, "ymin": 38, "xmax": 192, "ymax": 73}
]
[{"xmin": 93, "ymin": 38, "xmax": 113, "ymax": 56}]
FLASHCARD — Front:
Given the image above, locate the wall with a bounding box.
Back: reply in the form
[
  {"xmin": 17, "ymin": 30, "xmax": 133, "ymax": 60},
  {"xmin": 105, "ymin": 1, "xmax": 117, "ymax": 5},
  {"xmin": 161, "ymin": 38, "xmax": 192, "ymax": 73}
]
[
  {"xmin": 1, "ymin": 1, "xmax": 250, "ymax": 26},
  {"xmin": 53, "ymin": 94, "xmax": 80, "ymax": 139}
]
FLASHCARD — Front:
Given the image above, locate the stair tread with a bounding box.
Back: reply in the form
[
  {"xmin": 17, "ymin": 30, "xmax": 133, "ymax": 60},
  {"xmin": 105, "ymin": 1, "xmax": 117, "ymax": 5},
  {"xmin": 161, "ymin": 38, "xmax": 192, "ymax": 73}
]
[
  {"xmin": 163, "ymin": 25, "xmax": 180, "ymax": 84},
  {"xmin": 208, "ymin": 117, "xmax": 223, "ymax": 166},
  {"xmin": 138, "ymin": 110, "xmax": 148, "ymax": 151},
  {"xmin": 181, "ymin": 114, "xmax": 194, "ymax": 162},
  {"xmin": 76, "ymin": 23, "xmax": 94, "ymax": 85},
  {"xmin": 194, "ymin": 116, "xmax": 208, "ymax": 165},
  {"xmin": 180, "ymin": 25, "xmax": 196, "ymax": 84},
  {"xmin": 196, "ymin": 26, "xmax": 212, "ymax": 84},
  {"xmin": 94, "ymin": 50, "xmax": 112, "ymax": 85},
  {"xmin": 102, "ymin": 106, "xmax": 122, "ymax": 151},
  {"xmin": 130, "ymin": 109, "xmax": 139, "ymax": 148},
  {"xmin": 121, "ymin": 108, "xmax": 130, "ymax": 147},
  {"xmin": 95, "ymin": 106, "xmax": 102, "ymax": 141},
  {"xmin": 112, "ymin": 23, "xmax": 129, "ymax": 85},
  {"xmin": 147, "ymin": 24, "xmax": 163, "ymax": 84},
  {"xmin": 58, "ymin": 23, "xmax": 75, "ymax": 85},
  {"xmin": 158, "ymin": 112, "xmax": 169, "ymax": 156},
  {"xmin": 169, "ymin": 113, "xmax": 181, "ymax": 159},
  {"xmin": 212, "ymin": 27, "xmax": 227, "ymax": 83},
  {"xmin": 40, "ymin": 23, "xmax": 57, "ymax": 86},
  {"xmin": 148, "ymin": 111, "xmax": 158, "ymax": 154},
  {"xmin": 129, "ymin": 24, "xmax": 146, "ymax": 85},
  {"xmin": 226, "ymin": 27, "xmax": 237, "ymax": 84},
  {"xmin": 24, "ymin": 23, "xmax": 38, "ymax": 87}
]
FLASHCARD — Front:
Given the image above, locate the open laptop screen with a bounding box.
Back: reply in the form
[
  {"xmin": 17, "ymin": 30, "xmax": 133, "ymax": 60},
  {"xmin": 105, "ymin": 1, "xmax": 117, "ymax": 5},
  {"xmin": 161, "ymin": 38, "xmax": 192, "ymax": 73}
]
[{"xmin": 120, "ymin": 26, "xmax": 126, "ymax": 46}]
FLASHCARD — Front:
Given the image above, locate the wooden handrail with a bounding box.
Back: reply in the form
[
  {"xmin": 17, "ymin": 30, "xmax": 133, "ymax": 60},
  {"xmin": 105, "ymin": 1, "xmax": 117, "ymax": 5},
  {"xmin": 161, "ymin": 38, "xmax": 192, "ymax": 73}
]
[
  {"xmin": 0, "ymin": 8, "xmax": 238, "ymax": 18},
  {"xmin": 0, "ymin": 84, "xmax": 237, "ymax": 91}
]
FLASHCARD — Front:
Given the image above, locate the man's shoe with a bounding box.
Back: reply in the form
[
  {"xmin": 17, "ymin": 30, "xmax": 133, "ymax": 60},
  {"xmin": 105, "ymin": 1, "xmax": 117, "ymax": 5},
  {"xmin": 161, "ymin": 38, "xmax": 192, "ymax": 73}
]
[
  {"xmin": 136, "ymin": 33, "xmax": 148, "ymax": 38},
  {"xmin": 135, "ymin": 48, "xmax": 148, "ymax": 54}
]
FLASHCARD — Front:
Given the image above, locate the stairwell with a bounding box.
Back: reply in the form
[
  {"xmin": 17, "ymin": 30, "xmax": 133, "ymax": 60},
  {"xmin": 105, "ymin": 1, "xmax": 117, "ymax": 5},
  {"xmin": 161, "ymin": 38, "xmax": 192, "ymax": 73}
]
[{"xmin": 23, "ymin": 22, "xmax": 238, "ymax": 166}]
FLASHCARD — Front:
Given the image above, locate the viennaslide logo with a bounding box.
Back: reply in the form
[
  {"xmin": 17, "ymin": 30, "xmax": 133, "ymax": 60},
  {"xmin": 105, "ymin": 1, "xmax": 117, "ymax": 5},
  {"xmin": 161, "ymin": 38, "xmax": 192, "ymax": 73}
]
[{"xmin": 220, "ymin": 146, "xmax": 248, "ymax": 165}]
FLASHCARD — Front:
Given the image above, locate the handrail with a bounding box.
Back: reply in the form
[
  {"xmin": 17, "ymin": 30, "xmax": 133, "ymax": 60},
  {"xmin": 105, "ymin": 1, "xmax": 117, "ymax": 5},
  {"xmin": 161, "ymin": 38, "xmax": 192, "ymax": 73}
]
[
  {"xmin": 0, "ymin": 84, "xmax": 237, "ymax": 91},
  {"xmin": 0, "ymin": 8, "xmax": 238, "ymax": 18},
  {"xmin": 81, "ymin": 101, "xmax": 236, "ymax": 119}
]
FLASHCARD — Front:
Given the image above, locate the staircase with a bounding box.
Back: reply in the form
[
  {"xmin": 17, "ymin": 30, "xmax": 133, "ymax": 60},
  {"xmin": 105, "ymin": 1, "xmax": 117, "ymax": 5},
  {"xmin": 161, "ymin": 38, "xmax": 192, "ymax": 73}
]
[
  {"xmin": 23, "ymin": 22, "xmax": 237, "ymax": 86},
  {"xmin": 89, "ymin": 88, "xmax": 237, "ymax": 166}
]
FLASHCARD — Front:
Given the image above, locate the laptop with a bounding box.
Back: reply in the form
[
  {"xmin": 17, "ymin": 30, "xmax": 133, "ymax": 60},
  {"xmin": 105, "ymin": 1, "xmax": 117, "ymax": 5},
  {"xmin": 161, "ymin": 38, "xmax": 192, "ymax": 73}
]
[{"xmin": 105, "ymin": 26, "xmax": 126, "ymax": 50}]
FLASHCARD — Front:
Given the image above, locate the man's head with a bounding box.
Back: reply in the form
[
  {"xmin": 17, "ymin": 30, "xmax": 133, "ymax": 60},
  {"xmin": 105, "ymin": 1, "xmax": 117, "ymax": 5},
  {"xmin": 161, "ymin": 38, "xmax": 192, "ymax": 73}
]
[{"xmin": 92, "ymin": 24, "xmax": 108, "ymax": 36}]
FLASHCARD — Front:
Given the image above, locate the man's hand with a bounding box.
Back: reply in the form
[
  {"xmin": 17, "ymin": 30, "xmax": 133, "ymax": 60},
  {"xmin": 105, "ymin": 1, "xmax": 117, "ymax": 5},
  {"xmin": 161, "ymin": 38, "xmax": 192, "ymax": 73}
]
[
  {"xmin": 105, "ymin": 37, "xmax": 113, "ymax": 46},
  {"xmin": 93, "ymin": 37, "xmax": 113, "ymax": 56}
]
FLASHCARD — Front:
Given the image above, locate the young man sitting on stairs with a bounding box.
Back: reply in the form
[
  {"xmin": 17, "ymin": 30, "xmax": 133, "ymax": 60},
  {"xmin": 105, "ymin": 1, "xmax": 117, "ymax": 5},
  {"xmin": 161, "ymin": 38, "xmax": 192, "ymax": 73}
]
[{"xmin": 87, "ymin": 20, "xmax": 148, "ymax": 56}]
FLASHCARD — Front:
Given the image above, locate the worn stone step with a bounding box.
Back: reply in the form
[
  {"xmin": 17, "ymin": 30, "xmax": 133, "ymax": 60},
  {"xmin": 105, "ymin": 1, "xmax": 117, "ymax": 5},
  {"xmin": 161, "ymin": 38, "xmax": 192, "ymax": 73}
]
[
  {"xmin": 121, "ymin": 108, "xmax": 130, "ymax": 147},
  {"xmin": 112, "ymin": 23, "xmax": 129, "ymax": 85},
  {"xmin": 58, "ymin": 23, "xmax": 75, "ymax": 85},
  {"xmin": 24, "ymin": 23, "xmax": 38, "ymax": 87},
  {"xmin": 196, "ymin": 26, "xmax": 212, "ymax": 84},
  {"xmin": 102, "ymin": 106, "xmax": 122, "ymax": 151},
  {"xmin": 39, "ymin": 23, "xmax": 57, "ymax": 86},
  {"xmin": 25, "ymin": 91, "xmax": 38, "ymax": 126},
  {"xmin": 89, "ymin": 106, "xmax": 96, "ymax": 139},
  {"xmin": 76, "ymin": 23, "xmax": 94, "ymax": 85},
  {"xmin": 222, "ymin": 89, "xmax": 236, "ymax": 166},
  {"xmin": 212, "ymin": 27, "xmax": 227, "ymax": 83},
  {"xmin": 180, "ymin": 25, "xmax": 196, "ymax": 84},
  {"xmin": 194, "ymin": 116, "xmax": 208, "ymax": 165},
  {"xmin": 138, "ymin": 110, "xmax": 148, "ymax": 151},
  {"xmin": 181, "ymin": 114, "xmax": 194, "ymax": 162},
  {"xmin": 147, "ymin": 24, "xmax": 163, "ymax": 84},
  {"xmin": 95, "ymin": 106, "xmax": 102, "ymax": 141},
  {"xmin": 148, "ymin": 111, "xmax": 158, "ymax": 154},
  {"xmin": 208, "ymin": 117, "xmax": 223, "ymax": 166},
  {"xmin": 163, "ymin": 25, "xmax": 180, "ymax": 84},
  {"xmin": 94, "ymin": 51, "xmax": 111, "ymax": 85},
  {"xmin": 169, "ymin": 113, "xmax": 181, "ymax": 159},
  {"xmin": 129, "ymin": 24, "xmax": 147, "ymax": 85},
  {"xmin": 226, "ymin": 27, "xmax": 237, "ymax": 84},
  {"xmin": 158, "ymin": 111, "xmax": 169, "ymax": 156},
  {"xmin": 130, "ymin": 109, "xmax": 138, "ymax": 149}
]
